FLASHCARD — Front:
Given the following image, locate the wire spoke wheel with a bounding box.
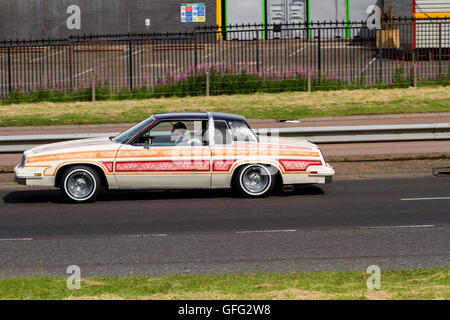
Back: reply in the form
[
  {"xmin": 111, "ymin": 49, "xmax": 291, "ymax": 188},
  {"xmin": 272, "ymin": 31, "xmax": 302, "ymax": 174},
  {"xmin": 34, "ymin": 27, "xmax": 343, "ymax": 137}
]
[
  {"xmin": 236, "ymin": 164, "xmax": 275, "ymax": 197},
  {"xmin": 62, "ymin": 166, "xmax": 100, "ymax": 202},
  {"xmin": 242, "ymin": 167, "xmax": 270, "ymax": 194},
  {"xmin": 66, "ymin": 171, "xmax": 95, "ymax": 199}
]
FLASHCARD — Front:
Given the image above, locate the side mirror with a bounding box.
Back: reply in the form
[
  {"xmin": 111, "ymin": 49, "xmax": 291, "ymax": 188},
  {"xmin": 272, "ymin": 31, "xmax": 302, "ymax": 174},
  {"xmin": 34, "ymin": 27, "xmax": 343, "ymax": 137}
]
[{"xmin": 144, "ymin": 137, "xmax": 152, "ymax": 149}]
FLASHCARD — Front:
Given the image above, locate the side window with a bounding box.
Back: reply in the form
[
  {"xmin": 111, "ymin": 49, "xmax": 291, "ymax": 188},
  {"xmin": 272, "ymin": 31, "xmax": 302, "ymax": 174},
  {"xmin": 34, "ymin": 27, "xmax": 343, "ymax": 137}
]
[
  {"xmin": 227, "ymin": 120, "xmax": 258, "ymax": 142},
  {"xmin": 139, "ymin": 121, "xmax": 173, "ymax": 146},
  {"xmin": 214, "ymin": 120, "xmax": 233, "ymax": 145},
  {"xmin": 133, "ymin": 120, "xmax": 208, "ymax": 146}
]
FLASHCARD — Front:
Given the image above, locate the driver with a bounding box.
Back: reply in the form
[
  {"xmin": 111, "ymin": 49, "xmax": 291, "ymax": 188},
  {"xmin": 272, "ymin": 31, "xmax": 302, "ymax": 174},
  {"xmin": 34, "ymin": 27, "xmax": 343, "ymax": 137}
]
[
  {"xmin": 171, "ymin": 122, "xmax": 203, "ymax": 146},
  {"xmin": 171, "ymin": 122, "xmax": 188, "ymax": 144}
]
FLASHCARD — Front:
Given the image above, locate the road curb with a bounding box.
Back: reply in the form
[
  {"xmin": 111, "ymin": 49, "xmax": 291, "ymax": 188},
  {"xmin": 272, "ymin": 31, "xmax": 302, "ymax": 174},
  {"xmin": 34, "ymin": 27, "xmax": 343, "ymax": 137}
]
[
  {"xmin": 0, "ymin": 166, "xmax": 14, "ymax": 173},
  {"xmin": 327, "ymin": 152, "xmax": 450, "ymax": 163}
]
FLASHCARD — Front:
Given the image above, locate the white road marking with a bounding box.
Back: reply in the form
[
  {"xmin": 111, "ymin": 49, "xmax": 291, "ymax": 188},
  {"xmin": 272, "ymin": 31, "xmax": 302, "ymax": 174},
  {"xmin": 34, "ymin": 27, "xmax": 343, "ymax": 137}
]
[
  {"xmin": 132, "ymin": 49, "xmax": 143, "ymax": 56},
  {"xmin": 31, "ymin": 49, "xmax": 65, "ymax": 63},
  {"xmin": 236, "ymin": 229, "xmax": 297, "ymax": 234},
  {"xmin": 72, "ymin": 68, "xmax": 93, "ymax": 79},
  {"xmin": 123, "ymin": 234, "xmax": 167, "ymax": 238},
  {"xmin": 401, "ymin": 197, "xmax": 450, "ymax": 201},
  {"xmin": 289, "ymin": 46, "xmax": 306, "ymax": 57},
  {"xmin": 0, "ymin": 238, "xmax": 33, "ymax": 242},
  {"xmin": 360, "ymin": 225, "xmax": 434, "ymax": 230}
]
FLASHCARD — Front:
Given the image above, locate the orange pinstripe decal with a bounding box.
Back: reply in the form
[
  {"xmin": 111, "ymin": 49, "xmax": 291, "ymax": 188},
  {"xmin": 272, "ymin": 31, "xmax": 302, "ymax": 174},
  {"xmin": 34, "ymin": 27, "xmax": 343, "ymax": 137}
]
[
  {"xmin": 27, "ymin": 147, "xmax": 319, "ymax": 163},
  {"xmin": 115, "ymin": 172, "xmax": 210, "ymax": 176},
  {"xmin": 117, "ymin": 148, "xmax": 211, "ymax": 158},
  {"xmin": 115, "ymin": 160, "xmax": 210, "ymax": 172},
  {"xmin": 27, "ymin": 150, "xmax": 117, "ymax": 163},
  {"xmin": 212, "ymin": 149, "xmax": 320, "ymax": 158},
  {"xmin": 34, "ymin": 161, "xmax": 112, "ymax": 177},
  {"xmin": 279, "ymin": 160, "xmax": 323, "ymax": 172},
  {"xmin": 213, "ymin": 160, "xmax": 236, "ymax": 172},
  {"xmin": 23, "ymin": 165, "xmax": 53, "ymax": 175}
]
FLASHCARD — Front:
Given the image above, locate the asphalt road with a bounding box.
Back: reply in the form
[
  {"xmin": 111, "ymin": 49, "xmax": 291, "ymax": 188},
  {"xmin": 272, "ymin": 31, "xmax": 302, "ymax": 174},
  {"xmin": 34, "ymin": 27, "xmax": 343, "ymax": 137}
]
[{"xmin": 0, "ymin": 176, "xmax": 449, "ymax": 278}]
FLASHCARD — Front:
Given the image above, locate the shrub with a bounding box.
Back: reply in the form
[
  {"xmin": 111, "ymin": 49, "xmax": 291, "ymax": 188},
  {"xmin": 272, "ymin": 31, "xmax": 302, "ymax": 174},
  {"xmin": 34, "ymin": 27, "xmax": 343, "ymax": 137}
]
[{"xmin": 1, "ymin": 64, "xmax": 449, "ymax": 105}]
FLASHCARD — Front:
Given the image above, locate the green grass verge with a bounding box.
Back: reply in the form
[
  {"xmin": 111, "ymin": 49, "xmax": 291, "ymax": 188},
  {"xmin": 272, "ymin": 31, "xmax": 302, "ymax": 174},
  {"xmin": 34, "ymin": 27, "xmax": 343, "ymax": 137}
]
[
  {"xmin": 0, "ymin": 87, "xmax": 449, "ymax": 127},
  {"xmin": 0, "ymin": 269, "xmax": 448, "ymax": 300}
]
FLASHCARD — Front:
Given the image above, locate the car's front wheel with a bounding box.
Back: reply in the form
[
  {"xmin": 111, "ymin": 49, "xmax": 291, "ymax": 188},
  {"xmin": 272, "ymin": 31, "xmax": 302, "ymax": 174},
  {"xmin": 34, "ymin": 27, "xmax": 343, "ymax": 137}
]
[
  {"xmin": 61, "ymin": 166, "xmax": 101, "ymax": 203},
  {"xmin": 234, "ymin": 164, "xmax": 276, "ymax": 197}
]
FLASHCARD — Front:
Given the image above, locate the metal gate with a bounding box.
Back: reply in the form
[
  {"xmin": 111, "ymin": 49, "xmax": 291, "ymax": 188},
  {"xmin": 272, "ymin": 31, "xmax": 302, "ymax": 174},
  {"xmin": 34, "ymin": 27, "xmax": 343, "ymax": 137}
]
[
  {"xmin": 267, "ymin": 0, "xmax": 307, "ymax": 39},
  {"xmin": 226, "ymin": 0, "xmax": 265, "ymax": 40}
]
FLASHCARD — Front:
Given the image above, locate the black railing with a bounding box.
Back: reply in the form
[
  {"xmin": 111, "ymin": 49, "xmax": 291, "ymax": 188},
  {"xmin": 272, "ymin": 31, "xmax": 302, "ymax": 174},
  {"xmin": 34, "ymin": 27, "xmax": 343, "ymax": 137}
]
[{"xmin": 0, "ymin": 18, "xmax": 449, "ymax": 101}]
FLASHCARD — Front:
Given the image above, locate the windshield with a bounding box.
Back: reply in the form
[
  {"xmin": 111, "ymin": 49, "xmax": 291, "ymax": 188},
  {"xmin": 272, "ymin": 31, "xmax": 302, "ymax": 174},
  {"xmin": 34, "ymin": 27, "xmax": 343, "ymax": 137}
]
[{"xmin": 112, "ymin": 116, "xmax": 155, "ymax": 144}]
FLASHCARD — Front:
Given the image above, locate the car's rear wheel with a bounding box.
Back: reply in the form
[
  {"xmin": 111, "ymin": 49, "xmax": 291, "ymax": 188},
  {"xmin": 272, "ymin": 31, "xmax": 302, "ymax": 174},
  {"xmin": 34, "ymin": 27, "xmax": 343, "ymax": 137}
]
[
  {"xmin": 234, "ymin": 164, "xmax": 276, "ymax": 197},
  {"xmin": 61, "ymin": 166, "xmax": 100, "ymax": 203}
]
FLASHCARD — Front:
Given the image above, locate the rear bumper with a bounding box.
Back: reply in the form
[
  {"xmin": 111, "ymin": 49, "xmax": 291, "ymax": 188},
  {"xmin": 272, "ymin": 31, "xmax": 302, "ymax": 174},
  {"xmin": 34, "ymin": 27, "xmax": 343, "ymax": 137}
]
[
  {"xmin": 282, "ymin": 163, "xmax": 335, "ymax": 185},
  {"xmin": 308, "ymin": 163, "xmax": 335, "ymax": 182}
]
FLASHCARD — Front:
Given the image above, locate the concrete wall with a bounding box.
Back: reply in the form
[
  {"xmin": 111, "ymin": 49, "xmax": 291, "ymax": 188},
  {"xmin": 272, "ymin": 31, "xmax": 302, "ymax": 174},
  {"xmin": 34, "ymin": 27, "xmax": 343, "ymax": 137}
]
[{"xmin": 0, "ymin": 0, "xmax": 218, "ymax": 41}]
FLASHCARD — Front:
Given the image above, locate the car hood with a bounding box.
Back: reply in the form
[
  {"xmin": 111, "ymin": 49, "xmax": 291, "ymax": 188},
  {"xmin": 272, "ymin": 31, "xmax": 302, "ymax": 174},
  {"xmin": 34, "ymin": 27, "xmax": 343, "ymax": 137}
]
[{"xmin": 25, "ymin": 136, "xmax": 121, "ymax": 157}]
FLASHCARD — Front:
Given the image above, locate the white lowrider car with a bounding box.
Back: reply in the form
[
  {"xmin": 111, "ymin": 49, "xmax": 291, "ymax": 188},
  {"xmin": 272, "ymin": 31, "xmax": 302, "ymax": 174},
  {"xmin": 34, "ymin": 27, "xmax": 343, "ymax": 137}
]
[{"xmin": 14, "ymin": 112, "xmax": 334, "ymax": 202}]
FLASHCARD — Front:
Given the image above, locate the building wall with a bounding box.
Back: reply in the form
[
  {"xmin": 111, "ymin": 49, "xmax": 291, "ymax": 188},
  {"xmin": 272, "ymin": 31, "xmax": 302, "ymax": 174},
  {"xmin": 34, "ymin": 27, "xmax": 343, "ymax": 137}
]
[
  {"xmin": 41, "ymin": 0, "xmax": 129, "ymax": 37},
  {"xmin": 348, "ymin": 0, "xmax": 385, "ymax": 21},
  {"xmin": 309, "ymin": 0, "xmax": 347, "ymax": 22},
  {"xmin": 309, "ymin": 0, "xmax": 404, "ymax": 23},
  {"xmin": 0, "ymin": 0, "xmax": 218, "ymax": 41},
  {"xmin": 388, "ymin": 0, "xmax": 413, "ymax": 17},
  {"xmin": 0, "ymin": 0, "xmax": 415, "ymax": 41},
  {"xmin": 129, "ymin": 0, "xmax": 217, "ymax": 33},
  {"xmin": 1, "ymin": 0, "xmax": 43, "ymax": 40},
  {"xmin": 226, "ymin": 0, "xmax": 264, "ymax": 25}
]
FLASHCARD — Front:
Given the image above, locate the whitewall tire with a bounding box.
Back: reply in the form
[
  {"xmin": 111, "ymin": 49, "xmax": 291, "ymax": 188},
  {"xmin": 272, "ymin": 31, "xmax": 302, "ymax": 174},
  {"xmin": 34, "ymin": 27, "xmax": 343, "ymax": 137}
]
[
  {"xmin": 234, "ymin": 164, "xmax": 276, "ymax": 198},
  {"xmin": 61, "ymin": 166, "xmax": 101, "ymax": 203}
]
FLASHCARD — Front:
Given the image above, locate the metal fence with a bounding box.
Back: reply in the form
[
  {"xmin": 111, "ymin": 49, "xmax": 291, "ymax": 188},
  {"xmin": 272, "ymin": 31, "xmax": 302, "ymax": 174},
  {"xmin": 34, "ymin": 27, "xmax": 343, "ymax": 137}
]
[{"xmin": 0, "ymin": 18, "xmax": 449, "ymax": 101}]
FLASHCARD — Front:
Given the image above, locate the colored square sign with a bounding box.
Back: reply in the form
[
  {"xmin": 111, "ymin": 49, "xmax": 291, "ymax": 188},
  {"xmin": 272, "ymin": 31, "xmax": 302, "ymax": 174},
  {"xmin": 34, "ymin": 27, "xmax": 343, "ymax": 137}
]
[{"xmin": 181, "ymin": 3, "xmax": 205, "ymax": 23}]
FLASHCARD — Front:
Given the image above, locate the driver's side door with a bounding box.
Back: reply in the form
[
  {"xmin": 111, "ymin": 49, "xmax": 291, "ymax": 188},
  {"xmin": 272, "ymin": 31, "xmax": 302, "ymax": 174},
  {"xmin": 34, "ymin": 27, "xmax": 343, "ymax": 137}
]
[{"xmin": 114, "ymin": 120, "xmax": 212, "ymax": 189}]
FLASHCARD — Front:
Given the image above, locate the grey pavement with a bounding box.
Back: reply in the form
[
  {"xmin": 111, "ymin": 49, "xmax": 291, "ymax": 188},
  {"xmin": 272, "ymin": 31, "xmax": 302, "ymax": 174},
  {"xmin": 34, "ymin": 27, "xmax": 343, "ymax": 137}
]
[{"xmin": 0, "ymin": 177, "xmax": 449, "ymax": 278}]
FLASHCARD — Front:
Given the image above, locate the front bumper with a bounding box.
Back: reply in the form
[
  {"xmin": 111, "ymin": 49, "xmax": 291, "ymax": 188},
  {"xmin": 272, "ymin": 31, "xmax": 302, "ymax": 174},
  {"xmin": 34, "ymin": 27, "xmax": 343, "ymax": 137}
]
[
  {"xmin": 13, "ymin": 175, "xmax": 27, "ymax": 185},
  {"xmin": 14, "ymin": 165, "xmax": 54, "ymax": 187}
]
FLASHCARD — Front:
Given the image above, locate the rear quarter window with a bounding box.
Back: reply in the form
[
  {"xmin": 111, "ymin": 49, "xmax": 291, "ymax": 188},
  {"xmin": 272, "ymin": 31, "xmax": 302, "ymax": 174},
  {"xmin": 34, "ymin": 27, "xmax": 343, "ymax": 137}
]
[{"xmin": 227, "ymin": 120, "xmax": 258, "ymax": 142}]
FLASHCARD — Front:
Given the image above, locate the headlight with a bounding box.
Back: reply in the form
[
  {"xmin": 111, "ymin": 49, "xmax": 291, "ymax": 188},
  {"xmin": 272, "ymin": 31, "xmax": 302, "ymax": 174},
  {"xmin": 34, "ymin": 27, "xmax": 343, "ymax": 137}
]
[{"xmin": 19, "ymin": 154, "xmax": 26, "ymax": 168}]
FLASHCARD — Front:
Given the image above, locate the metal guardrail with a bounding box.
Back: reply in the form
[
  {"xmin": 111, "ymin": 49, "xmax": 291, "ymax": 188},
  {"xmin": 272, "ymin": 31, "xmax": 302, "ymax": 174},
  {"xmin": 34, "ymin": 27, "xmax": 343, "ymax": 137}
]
[
  {"xmin": 0, "ymin": 123, "xmax": 449, "ymax": 153},
  {"xmin": 257, "ymin": 123, "xmax": 450, "ymax": 143},
  {"xmin": 0, "ymin": 133, "xmax": 117, "ymax": 153}
]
